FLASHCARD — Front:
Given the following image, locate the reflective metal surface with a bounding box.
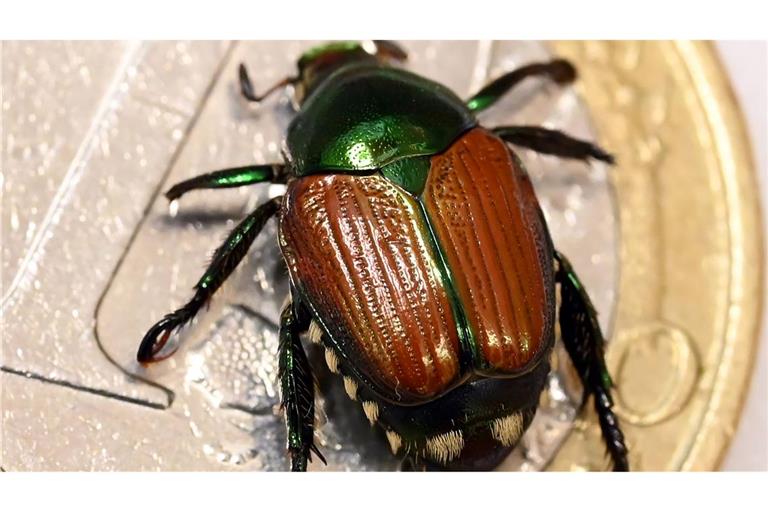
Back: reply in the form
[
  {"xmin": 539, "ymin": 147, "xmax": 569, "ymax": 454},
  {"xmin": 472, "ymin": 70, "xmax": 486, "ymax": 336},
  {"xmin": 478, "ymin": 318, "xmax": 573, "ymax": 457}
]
[{"xmin": 2, "ymin": 41, "xmax": 618, "ymax": 470}]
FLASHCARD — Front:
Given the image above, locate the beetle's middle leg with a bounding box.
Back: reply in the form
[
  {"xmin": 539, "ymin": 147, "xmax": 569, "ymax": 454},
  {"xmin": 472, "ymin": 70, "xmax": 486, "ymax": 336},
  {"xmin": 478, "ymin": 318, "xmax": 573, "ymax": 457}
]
[
  {"xmin": 554, "ymin": 251, "xmax": 629, "ymax": 471},
  {"xmin": 136, "ymin": 196, "xmax": 282, "ymax": 363},
  {"xmin": 278, "ymin": 299, "xmax": 326, "ymax": 471},
  {"xmin": 494, "ymin": 126, "xmax": 615, "ymax": 164}
]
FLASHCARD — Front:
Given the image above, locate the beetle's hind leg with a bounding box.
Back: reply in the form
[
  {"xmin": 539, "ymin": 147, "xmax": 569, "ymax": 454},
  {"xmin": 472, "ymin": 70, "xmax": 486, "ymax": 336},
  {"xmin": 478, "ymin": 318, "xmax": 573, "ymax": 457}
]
[
  {"xmin": 493, "ymin": 126, "xmax": 615, "ymax": 164},
  {"xmin": 164, "ymin": 163, "xmax": 287, "ymax": 201},
  {"xmin": 467, "ymin": 59, "xmax": 576, "ymax": 112},
  {"xmin": 278, "ymin": 299, "xmax": 326, "ymax": 471},
  {"xmin": 136, "ymin": 196, "xmax": 282, "ymax": 363},
  {"xmin": 555, "ymin": 251, "xmax": 629, "ymax": 471}
]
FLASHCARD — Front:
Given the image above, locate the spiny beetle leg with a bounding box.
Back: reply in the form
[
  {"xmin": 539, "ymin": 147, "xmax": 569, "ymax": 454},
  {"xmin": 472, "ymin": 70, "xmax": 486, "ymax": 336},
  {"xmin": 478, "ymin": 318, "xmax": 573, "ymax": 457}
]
[
  {"xmin": 278, "ymin": 299, "xmax": 325, "ymax": 471},
  {"xmin": 238, "ymin": 63, "xmax": 297, "ymax": 103},
  {"xmin": 494, "ymin": 126, "xmax": 616, "ymax": 164},
  {"xmin": 466, "ymin": 59, "xmax": 576, "ymax": 112},
  {"xmin": 136, "ymin": 197, "xmax": 282, "ymax": 364},
  {"xmin": 555, "ymin": 251, "xmax": 629, "ymax": 471},
  {"xmin": 165, "ymin": 164, "xmax": 287, "ymax": 201}
]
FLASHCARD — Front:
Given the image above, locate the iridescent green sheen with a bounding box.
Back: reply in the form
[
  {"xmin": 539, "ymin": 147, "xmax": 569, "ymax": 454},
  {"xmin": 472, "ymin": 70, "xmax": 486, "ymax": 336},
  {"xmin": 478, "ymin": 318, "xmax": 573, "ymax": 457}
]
[
  {"xmin": 213, "ymin": 166, "xmax": 272, "ymax": 187},
  {"xmin": 466, "ymin": 95, "xmax": 494, "ymax": 113},
  {"xmin": 415, "ymin": 199, "xmax": 482, "ymax": 370},
  {"xmin": 380, "ymin": 156, "xmax": 431, "ymax": 196},
  {"xmin": 287, "ymin": 64, "xmax": 476, "ymax": 174},
  {"xmin": 165, "ymin": 164, "xmax": 279, "ymax": 201}
]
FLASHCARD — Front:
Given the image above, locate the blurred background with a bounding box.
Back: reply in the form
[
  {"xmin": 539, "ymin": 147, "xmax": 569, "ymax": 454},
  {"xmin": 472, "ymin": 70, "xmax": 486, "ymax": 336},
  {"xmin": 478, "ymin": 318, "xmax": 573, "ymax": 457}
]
[{"xmin": 716, "ymin": 41, "xmax": 767, "ymax": 471}]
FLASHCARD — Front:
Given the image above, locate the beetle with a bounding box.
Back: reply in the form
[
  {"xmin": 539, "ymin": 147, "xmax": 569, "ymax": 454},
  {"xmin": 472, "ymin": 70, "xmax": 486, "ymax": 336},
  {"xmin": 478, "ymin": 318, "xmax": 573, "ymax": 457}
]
[{"xmin": 136, "ymin": 41, "xmax": 628, "ymax": 471}]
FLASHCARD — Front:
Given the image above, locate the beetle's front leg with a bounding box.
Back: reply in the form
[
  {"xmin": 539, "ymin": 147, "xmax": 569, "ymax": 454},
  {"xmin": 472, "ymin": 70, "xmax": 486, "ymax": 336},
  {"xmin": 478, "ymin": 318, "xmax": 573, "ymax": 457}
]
[
  {"xmin": 555, "ymin": 251, "xmax": 629, "ymax": 471},
  {"xmin": 278, "ymin": 299, "xmax": 326, "ymax": 471},
  {"xmin": 467, "ymin": 59, "xmax": 576, "ymax": 112},
  {"xmin": 238, "ymin": 63, "xmax": 297, "ymax": 103},
  {"xmin": 136, "ymin": 197, "xmax": 282, "ymax": 363},
  {"xmin": 165, "ymin": 163, "xmax": 287, "ymax": 201}
]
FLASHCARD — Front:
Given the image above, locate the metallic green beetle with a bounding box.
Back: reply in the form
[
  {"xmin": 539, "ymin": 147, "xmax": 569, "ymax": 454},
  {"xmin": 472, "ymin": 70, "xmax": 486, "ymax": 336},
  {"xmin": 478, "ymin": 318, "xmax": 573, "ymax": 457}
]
[{"xmin": 137, "ymin": 41, "xmax": 628, "ymax": 471}]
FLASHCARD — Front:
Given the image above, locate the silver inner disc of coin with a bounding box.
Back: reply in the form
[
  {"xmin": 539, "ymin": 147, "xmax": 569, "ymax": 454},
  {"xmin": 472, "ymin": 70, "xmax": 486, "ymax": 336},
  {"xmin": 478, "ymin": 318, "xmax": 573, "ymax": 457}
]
[{"xmin": 2, "ymin": 41, "xmax": 617, "ymax": 471}]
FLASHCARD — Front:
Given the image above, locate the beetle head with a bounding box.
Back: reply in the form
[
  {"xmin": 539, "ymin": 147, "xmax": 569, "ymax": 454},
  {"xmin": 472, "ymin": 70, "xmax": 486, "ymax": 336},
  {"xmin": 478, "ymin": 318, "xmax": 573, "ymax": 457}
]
[{"xmin": 293, "ymin": 40, "xmax": 407, "ymax": 105}]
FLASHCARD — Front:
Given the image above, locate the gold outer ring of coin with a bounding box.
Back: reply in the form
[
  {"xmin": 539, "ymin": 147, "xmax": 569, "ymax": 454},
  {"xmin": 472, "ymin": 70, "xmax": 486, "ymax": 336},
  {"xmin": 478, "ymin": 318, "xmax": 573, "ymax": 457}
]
[{"xmin": 544, "ymin": 41, "xmax": 764, "ymax": 471}]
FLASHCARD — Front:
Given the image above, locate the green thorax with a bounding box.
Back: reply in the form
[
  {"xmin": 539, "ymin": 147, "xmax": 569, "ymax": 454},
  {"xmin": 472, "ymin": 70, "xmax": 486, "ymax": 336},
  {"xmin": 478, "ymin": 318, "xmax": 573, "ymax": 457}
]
[{"xmin": 286, "ymin": 63, "xmax": 476, "ymax": 175}]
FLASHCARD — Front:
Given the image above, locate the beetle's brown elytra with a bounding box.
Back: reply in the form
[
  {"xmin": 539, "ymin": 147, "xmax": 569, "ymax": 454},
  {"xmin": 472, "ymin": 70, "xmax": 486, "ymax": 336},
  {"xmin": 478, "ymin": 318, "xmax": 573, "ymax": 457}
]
[
  {"xmin": 423, "ymin": 127, "xmax": 555, "ymax": 373},
  {"xmin": 136, "ymin": 41, "xmax": 628, "ymax": 471},
  {"xmin": 279, "ymin": 172, "xmax": 462, "ymax": 401},
  {"xmin": 279, "ymin": 127, "xmax": 555, "ymax": 405}
]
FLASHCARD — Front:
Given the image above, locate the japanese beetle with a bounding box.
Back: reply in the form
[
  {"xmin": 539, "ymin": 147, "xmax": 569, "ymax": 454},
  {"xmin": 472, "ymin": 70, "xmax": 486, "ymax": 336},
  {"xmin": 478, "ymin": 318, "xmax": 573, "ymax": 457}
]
[{"xmin": 137, "ymin": 41, "xmax": 628, "ymax": 471}]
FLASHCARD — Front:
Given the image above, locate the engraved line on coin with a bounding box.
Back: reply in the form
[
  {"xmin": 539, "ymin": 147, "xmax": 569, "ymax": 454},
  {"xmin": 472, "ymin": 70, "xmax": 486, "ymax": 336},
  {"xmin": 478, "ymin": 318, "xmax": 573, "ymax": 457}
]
[
  {"xmin": 676, "ymin": 40, "xmax": 760, "ymax": 471},
  {"xmin": 2, "ymin": 42, "xmax": 146, "ymax": 309},
  {"xmin": 1, "ymin": 366, "xmax": 166, "ymax": 410},
  {"xmin": 233, "ymin": 303, "xmax": 280, "ymax": 331},
  {"xmin": 91, "ymin": 41, "xmax": 239, "ymax": 410},
  {"xmin": 607, "ymin": 321, "xmax": 701, "ymax": 426}
]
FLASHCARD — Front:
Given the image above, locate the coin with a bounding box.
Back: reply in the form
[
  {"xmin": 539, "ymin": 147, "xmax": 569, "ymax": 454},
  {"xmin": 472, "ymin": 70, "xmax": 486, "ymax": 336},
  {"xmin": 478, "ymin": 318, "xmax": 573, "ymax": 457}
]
[
  {"xmin": 546, "ymin": 41, "xmax": 764, "ymax": 471},
  {"xmin": 1, "ymin": 41, "xmax": 761, "ymax": 471}
]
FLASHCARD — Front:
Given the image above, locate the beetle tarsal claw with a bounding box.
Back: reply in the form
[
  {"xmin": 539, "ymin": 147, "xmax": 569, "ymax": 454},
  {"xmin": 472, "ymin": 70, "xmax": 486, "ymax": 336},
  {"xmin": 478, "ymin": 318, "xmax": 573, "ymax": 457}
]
[
  {"xmin": 385, "ymin": 430, "xmax": 402, "ymax": 455},
  {"xmin": 424, "ymin": 430, "xmax": 464, "ymax": 465},
  {"xmin": 490, "ymin": 412, "xmax": 525, "ymax": 447},
  {"xmin": 343, "ymin": 376, "xmax": 358, "ymax": 401},
  {"xmin": 137, "ymin": 316, "xmax": 182, "ymax": 364},
  {"xmin": 361, "ymin": 401, "xmax": 379, "ymax": 425}
]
